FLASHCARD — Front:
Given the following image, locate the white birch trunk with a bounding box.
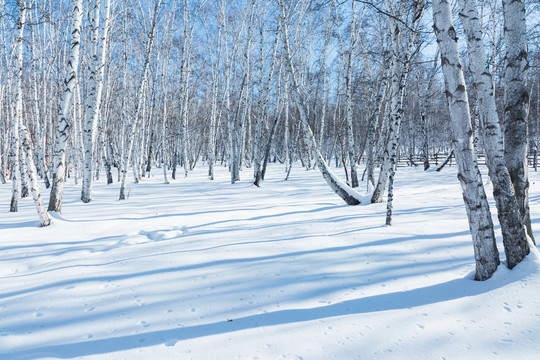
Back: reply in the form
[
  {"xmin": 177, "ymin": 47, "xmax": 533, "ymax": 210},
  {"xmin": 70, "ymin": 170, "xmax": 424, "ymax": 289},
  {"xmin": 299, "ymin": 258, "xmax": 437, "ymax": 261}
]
[
  {"xmin": 365, "ymin": 65, "xmax": 389, "ymax": 188},
  {"xmin": 119, "ymin": 0, "xmax": 161, "ymax": 200},
  {"xmin": 20, "ymin": 136, "xmax": 29, "ymax": 198},
  {"xmin": 118, "ymin": 10, "xmax": 129, "ymax": 183},
  {"xmin": 20, "ymin": 123, "xmax": 51, "ymax": 226},
  {"xmin": 372, "ymin": 0, "xmax": 424, "ymax": 205},
  {"xmin": 48, "ymin": 0, "xmax": 83, "ymax": 213},
  {"xmin": 230, "ymin": 0, "xmax": 255, "ymax": 184},
  {"xmin": 207, "ymin": 0, "xmax": 225, "ymax": 180},
  {"xmin": 284, "ymin": 72, "xmax": 290, "ymax": 176},
  {"xmin": 161, "ymin": 90, "xmax": 169, "ymax": 184},
  {"xmin": 502, "ymin": 0, "xmax": 534, "ymax": 243},
  {"xmin": 385, "ymin": 1, "xmax": 427, "ymax": 225},
  {"xmin": 81, "ymin": 0, "xmax": 111, "ymax": 203},
  {"xmin": 344, "ymin": 0, "xmax": 359, "ymax": 188},
  {"xmin": 252, "ymin": 1, "xmax": 268, "ymax": 186},
  {"xmin": 178, "ymin": 0, "xmax": 199, "ymax": 178},
  {"xmin": 253, "ymin": 2, "xmax": 280, "ymax": 186},
  {"xmin": 9, "ymin": 0, "xmax": 26, "ymax": 212},
  {"xmin": 30, "ymin": 21, "xmax": 50, "ymax": 189},
  {"xmin": 432, "ymin": 0, "xmax": 500, "ymax": 280},
  {"xmin": 207, "ymin": 17, "xmax": 222, "ymax": 180},
  {"xmin": 458, "ymin": 0, "xmax": 529, "ymax": 268},
  {"xmin": 318, "ymin": 6, "xmax": 331, "ymax": 150},
  {"xmin": 278, "ymin": 0, "xmax": 363, "ymax": 205},
  {"xmin": 72, "ymin": 83, "xmax": 81, "ymax": 184},
  {"xmin": 371, "ymin": 18, "xmax": 401, "ymax": 204},
  {"xmin": 0, "ymin": 84, "xmax": 5, "ymax": 185}
]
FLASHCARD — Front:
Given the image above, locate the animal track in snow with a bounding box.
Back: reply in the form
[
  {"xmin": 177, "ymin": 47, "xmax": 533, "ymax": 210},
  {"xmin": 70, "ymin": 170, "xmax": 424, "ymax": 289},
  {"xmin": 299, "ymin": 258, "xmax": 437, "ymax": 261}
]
[{"xmin": 139, "ymin": 226, "xmax": 186, "ymax": 241}]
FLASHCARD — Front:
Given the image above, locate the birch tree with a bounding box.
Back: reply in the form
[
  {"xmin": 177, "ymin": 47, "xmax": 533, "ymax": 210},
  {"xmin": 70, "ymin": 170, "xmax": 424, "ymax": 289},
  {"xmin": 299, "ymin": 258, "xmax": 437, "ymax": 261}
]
[
  {"xmin": 278, "ymin": 0, "xmax": 365, "ymax": 205},
  {"xmin": 432, "ymin": 0, "xmax": 500, "ymax": 280},
  {"xmin": 364, "ymin": 63, "xmax": 389, "ymax": 189},
  {"xmin": 178, "ymin": 0, "xmax": 197, "ymax": 178},
  {"xmin": 118, "ymin": 0, "xmax": 161, "ymax": 200},
  {"xmin": 20, "ymin": 122, "xmax": 51, "ymax": 226},
  {"xmin": 210, "ymin": 7, "xmax": 225, "ymax": 180},
  {"xmin": 48, "ymin": 0, "xmax": 84, "ymax": 213},
  {"xmin": 253, "ymin": 0, "xmax": 280, "ymax": 187},
  {"xmin": 502, "ymin": 0, "xmax": 534, "ymax": 243},
  {"xmin": 230, "ymin": 0, "xmax": 256, "ymax": 184},
  {"xmin": 9, "ymin": 0, "xmax": 26, "ymax": 212},
  {"xmin": 371, "ymin": 0, "xmax": 425, "ymax": 205},
  {"xmin": 8, "ymin": 0, "xmax": 51, "ymax": 226},
  {"xmin": 30, "ymin": 17, "xmax": 49, "ymax": 189},
  {"xmin": 157, "ymin": 0, "xmax": 177, "ymax": 184},
  {"xmin": 81, "ymin": 0, "xmax": 111, "ymax": 203},
  {"xmin": 458, "ymin": 0, "xmax": 529, "ymax": 268},
  {"xmin": 343, "ymin": 0, "xmax": 361, "ymax": 188}
]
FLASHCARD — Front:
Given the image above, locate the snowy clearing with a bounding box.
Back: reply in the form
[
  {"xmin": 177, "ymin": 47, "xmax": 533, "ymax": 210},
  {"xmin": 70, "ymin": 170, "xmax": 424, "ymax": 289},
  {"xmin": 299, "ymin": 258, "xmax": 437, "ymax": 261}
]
[{"xmin": 1, "ymin": 164, "xmax": 540, "ymax": 360}]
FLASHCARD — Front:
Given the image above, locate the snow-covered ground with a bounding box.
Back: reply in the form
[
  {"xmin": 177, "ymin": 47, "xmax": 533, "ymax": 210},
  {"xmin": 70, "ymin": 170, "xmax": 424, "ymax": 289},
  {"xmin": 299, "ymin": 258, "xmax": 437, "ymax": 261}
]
[{"xmin": 1, "ymin": 163, "xmax": 539, "ymax": 360}]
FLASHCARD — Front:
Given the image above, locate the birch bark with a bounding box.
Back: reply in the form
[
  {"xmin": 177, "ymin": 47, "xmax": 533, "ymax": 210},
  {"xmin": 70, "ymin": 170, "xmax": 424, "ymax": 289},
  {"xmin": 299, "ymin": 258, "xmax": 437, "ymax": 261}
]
[
  {"xmin": 30, "ymin": 20, "xmax": 50, "ymax": 189},
  {"xmin": 365, "ymin": 65, "xmax": 389, "ymax": 188},
  {"xmin": 502, "ymin": 0, "xmax": 534, "ymax": 243},
  {"xmin": 432, "ymin": 0, "xmax": 499, "ymax": 280},
  {"xmin": 253, "ymin": 2, "xmax": 280, "ymax": 186},
  {"xmin": 119, "ymin": 0, "xmax": 161, "ymax": 200},
  {"xmin": 9, "ymin": 0, "xmax": 26, "ymax": 212},
  {"xmin": 231, "ymin": 0, "xmax": 255, "ymax": 183},
  {"xmin": 20, "ymin": 123, "xmax": 51, "ymax": 226},
  {"xmin": 252, "ymin": 0, "xmax": 269, "ymax": 186},
  {"xmin": 278, "ymin": 0, "xmax": 364, "ymax": 205},
  {"xmin": 372, "ymin": 0, "xmax": 424, "ymax": 204},
  {"xmin": 207, "ymin": 1, "xmax": 225, "ymax": 180},
  {"xmin": 179, "ymin": 0, "xmax": 193, "ymax": 178},
  {"xmin": 48, "ymin": 0, "xmax": 83, "ymax": 213},
  {"xmin": 344, "ymin": 0, "xmax": 360, "ymax": 188},
  {"xmin": 458, "ymin": 0, "xmax": 529, "ymax": 268},
  {"xmin": 81, "ymin": 0, "xmax": 111, "ymax": 203}
]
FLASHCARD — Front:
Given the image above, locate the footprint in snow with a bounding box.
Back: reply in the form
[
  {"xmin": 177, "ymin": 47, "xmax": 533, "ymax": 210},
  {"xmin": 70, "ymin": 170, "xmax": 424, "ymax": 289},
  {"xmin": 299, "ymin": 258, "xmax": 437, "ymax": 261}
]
[
  {"xmin": 122, "ymin": 234, "xmax": 149, "ymax": 245},
  {"xmin": 139, "ymin": 226, "xmax": 186, "ymax": 241},
  {"xmin": 277, "ymin": 355, "xmax": 303, "ymax": 360},
  {"xmin": 165, "ymin": 339, "xmax": 177, "ymax": 347}
]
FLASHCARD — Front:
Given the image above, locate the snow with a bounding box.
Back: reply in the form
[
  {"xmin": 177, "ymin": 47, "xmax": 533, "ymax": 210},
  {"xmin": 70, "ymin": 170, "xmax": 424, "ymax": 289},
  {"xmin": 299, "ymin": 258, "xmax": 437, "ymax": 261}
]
[{"xmin": 1, "ymin": 164, "xmax": 540, "ymax": 360}]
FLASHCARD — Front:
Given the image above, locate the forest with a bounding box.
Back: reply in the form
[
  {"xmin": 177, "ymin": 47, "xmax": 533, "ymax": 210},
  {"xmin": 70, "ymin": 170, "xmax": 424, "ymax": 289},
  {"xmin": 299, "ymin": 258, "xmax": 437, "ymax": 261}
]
[
  {"xmin": 1, "ymin": 0, "xmax": 540, "ymax": 357},
  {"xmin": 2, "ymin": 0, "xmax": 540, "ymax": 276}
]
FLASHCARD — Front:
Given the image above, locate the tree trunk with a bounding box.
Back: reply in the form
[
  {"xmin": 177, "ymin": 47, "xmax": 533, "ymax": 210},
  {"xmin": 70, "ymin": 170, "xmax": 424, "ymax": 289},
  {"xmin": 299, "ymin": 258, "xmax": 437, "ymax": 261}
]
[
  {"xmin": 365, "ymin": 65, "xmax": 389, "ymax": 188},
  {"xmin": 21, "ymin": 123, "xmax": 51, "ymax": 226},
  {"xmin": 435, "ymin": 150, "xmax": 454, "ymax": 172},
  {"xmin": 458, "ymin": 0, "xmax": 529, "ymax": 268},
  {"xmin": 119, "ymin": 0, "xmax": 161, "ymax": 200},
  {"xmin": 432, "ymin": 0, "xmax": 499, "ymax": 280},
  {"xmin": 253, "ymin": 1, "xmax": 274, "ymax": 187},
  {"xmin": 82, "ymin": 0, "xmax": 111, "ymax": 203},
  {"xmin": 207, "ymin": 3, "xmax": 224, "ymax": 181},
  {"xmin": 502, "ymin": 0, "xmax": 534, "ymax": 244},
  {"xmin": 278, "ymin": 0, "xmax": 364, "ymax": 205},
  {"xmin": 372, "ymin": 0, "xmax": 424, "ymax": 204},
  {"xmin": 9, "ymin": 0, "xmax": 27, "ymax": 212},
  {"xmin": 421, "ymin": 109, "xmax": 430, "ymax": 171},
  {"xmin": 30, "ymin": 21, "xmax": 50, "ymax": 189},
  {"xmin": 48, "ymin": 0, "xmax": 83, "ymax": 213},
  {"xmin": 344, "ymin": 0, "xmax": 360, "ymax": 188}
]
